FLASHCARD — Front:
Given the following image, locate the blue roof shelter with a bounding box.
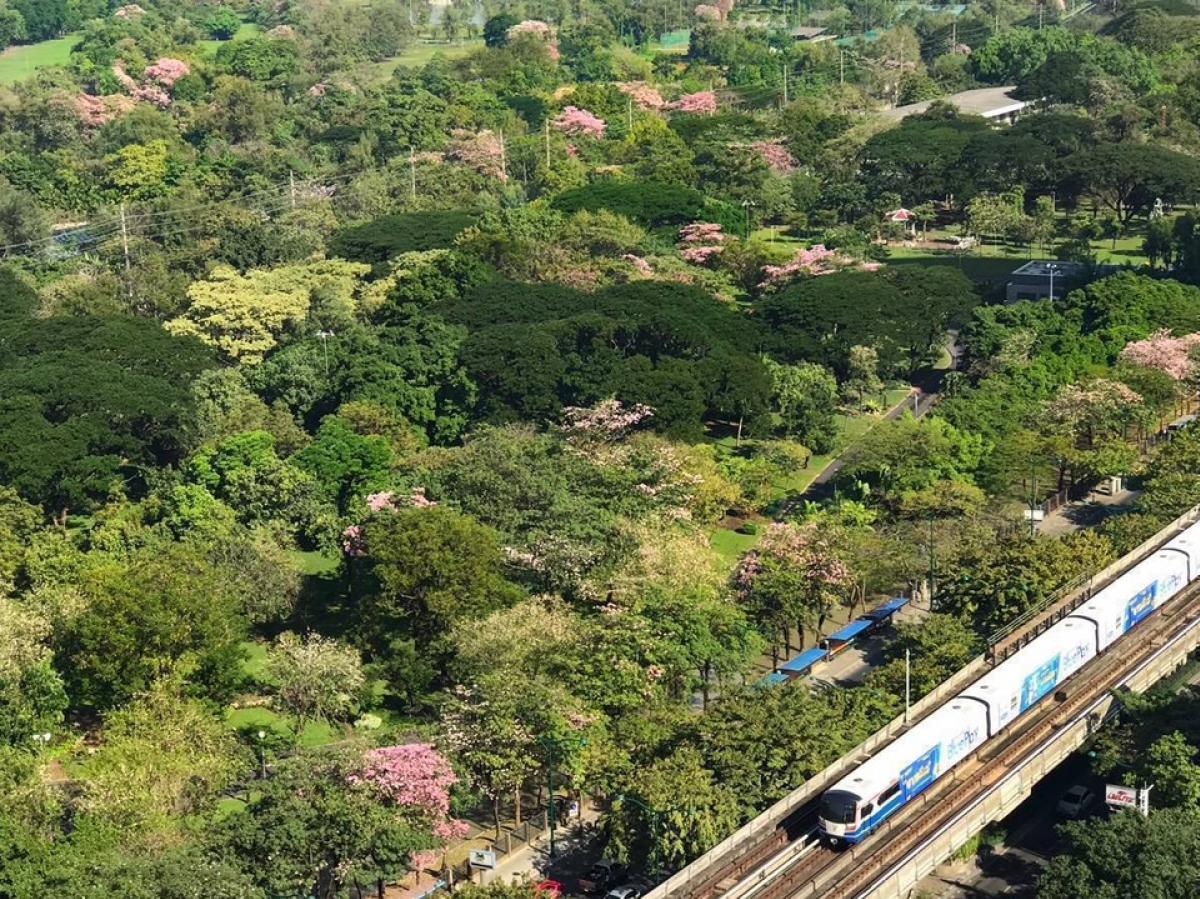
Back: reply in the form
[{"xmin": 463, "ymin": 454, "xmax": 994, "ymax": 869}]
[
  {"xmin": 821, "ymin": 619, "xmax": 873, "ymax": 657},
  {"xmin": 778, "ymin": 647, "xmax": 828, "ymax": 678},
  {"xmin": 863, "ymin": 596, "xmax": 909, "ymax": 624}
]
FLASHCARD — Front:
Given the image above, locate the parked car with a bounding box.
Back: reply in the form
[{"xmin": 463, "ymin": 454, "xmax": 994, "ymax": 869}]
[
  {"xmin": 1056, "ymin": 785, "xmax": 1096, "ymax": 819},
  {"xmin": 604, "ymin": 886, "xmax": 644, "ymax": 899},
  {"xmin": 579, "ymin": 860, "xmax": 627, "ymax": 895},
  {"xmin": 535, "ymin": 881, "xmax": 564, "ymax": 899}
]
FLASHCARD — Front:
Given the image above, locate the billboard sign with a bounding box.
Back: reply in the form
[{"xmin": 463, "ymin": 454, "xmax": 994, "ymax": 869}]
[
  {"xmin": 469, "ymin": 850, "xmax": 497, "ymax": 870},
  {"xmin": 1105, "ymin": 784, "xmax": 1138, "ymax": 809}
]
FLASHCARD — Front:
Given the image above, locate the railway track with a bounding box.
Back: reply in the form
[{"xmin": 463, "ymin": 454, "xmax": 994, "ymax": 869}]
[{"xmin": 708, "ymin": 580, "xmax": 1200, "ymax": 899}]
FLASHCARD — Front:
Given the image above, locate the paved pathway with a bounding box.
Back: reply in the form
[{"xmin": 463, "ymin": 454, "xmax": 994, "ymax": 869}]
[{"xmin": 1038, "ymin": 486, "xmax": 1142, "ymax": 537}]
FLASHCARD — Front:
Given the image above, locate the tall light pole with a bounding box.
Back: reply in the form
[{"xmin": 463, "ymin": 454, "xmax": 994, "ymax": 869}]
[
  {"xmin": 904, "ymin": 648, "xmax": 911, "ymax": 723},
  {"xmin": 741, "ymin": 198, "xmax": 757, "ymax": 240},
  {"xmin": 315, "ymin": 329, "xmax": 334, "ymax": 379},
  {"xmin": 1047, "ymin": 262, "xmax": 1060, "ymax": 302},
  {"xmin": 539, "ymin": 734, "xmax": 586, "ymax": 860}
]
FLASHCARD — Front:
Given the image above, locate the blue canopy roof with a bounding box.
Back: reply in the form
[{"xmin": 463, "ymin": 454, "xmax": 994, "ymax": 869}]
[
  {"xmin": 863, "ymin": 596, "xmax": 909, "ymax": 621},
  {"xmin": 826, "ymin": 618, "xmax": 873, "ymax": 644},
  {"xmin": 779, "ymin": 647, "xmax": 828, "ymax": 674}
]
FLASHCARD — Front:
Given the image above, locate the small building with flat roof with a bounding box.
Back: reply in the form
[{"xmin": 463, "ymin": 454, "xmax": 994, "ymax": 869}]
[
  {"xmin": 1004, "ymin": 260, "xmax": 1118, "ymax": 303},
  {"xmin": 883, "ymin": 86, "xmax": 1027, "ymax": 124}
]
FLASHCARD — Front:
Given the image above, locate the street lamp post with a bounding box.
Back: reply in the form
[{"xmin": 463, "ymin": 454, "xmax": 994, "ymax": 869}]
[
  {"xmin": 256, "ymin": 729, "xmax": 267, "ymax": 779},
  {"xmin": 740, "ymin": 199, "xmax": 757, "ymax": 240},
  {"xmin": 315, "ymin": 329, "xmax": 334, "ymax": 378},
  {"xmin": 539, "ymin": 734, "xmax": 586, "ymax": 860},
  {"xmin": 1047, "ymin": 263, "xmax": 1060, "ymax": 302}
]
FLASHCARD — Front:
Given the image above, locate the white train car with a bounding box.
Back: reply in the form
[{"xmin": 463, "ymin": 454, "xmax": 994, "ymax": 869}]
[
  {"xmin": 1071, "ymin": 551, "xmax": 1188, "ymax": 651},
  {"xmin": 819, "ymin": 516, "xmax": 1200, "ymax": 847},
  {"xmin": 959, "ymin": 617, "xmax": 1097, "ymax": 736},
  {"xmin": 818, "ymin": 699, "xmax": 988, "ymax": 844}
]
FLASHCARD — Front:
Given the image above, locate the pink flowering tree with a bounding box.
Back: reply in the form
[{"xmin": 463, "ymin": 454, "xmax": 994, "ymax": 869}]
[
  {"xmin": 622, "ymin": 253, "xmax": 654, "ymax": 277},
  {"xmin": 351, "ymin": 743, "xmax": 470, "ymax": 870},
  {"xmin": 75, "ymin": 93, "xmax": 135, "ymax": 127},
  {"xmin": 671, "ymin": 91, "xmax": 718, "ymax": 115},
  {"xmin": 553, "ymin": 106, "xmax": 606, "ymax": 138},
  {"xmin": 732, "ymin": 522, "xmax": 853, "ymax": 663},
  {"xmin": 447, "ymin": 129, "xmax": 507, "ymax": 182},
  {"xmin": 144, "ymin": 58, "xmax": 190, "ymax": 87},
  {"xmin": 759, "ymin": 245, "xmax": 885, "ymax": 288},
  {"xmin": 343, "ymin": 489, "xmax": 436, "ymax": 556},
  {"xmin": 561, "ymin": 398, "xmax": 654, "ymax": 445},
  {"xmin": 694, "ymin": 4, "xmax": 722, "ymax": 20},
  {"xmin": 618, "ymin": 81, "xmax": 665, "ymax": 110},
  {"xmin": 752, "ymin": 140, "xmax": 797, "ymax": 174},
  {"xmin": 678, "ymin": 221, "xmax": 727, "ymax": 266},
  {"xmin": 507, "ymin": 19, "xmax": 560, "ymax": 61},
  {"xmin": 113, "ymin": 58, "xmax": 189, "ymax": 107},
  {"xmin": 1120, "ymin": 330, "xmax": 1200, "ymax": 382},
  {"xmin": 1045, "ymin": 379, "xmax": 1145, "ymax": 448}
]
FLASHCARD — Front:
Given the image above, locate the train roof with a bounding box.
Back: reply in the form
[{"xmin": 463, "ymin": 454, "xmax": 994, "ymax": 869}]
[
  {"xmin": 825, "ymin": 699, "xmax": 987, "ymax": 800},
  {"xmin": 1073, "ymin": 550, "xmax": 1186, "ymax": 626},
  {"xmin": 1163, "ymin": 518, "xmax": 1200, "ymax": 561},
  {"xmin": 960, "ymin": 617, "xmax": 1093, "ymax": 706}
]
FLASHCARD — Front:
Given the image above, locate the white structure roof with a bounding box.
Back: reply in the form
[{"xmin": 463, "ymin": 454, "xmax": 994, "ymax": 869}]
[{"xmin": 882, "ymin": 86, "xmax": 1026, "ymax": 122}]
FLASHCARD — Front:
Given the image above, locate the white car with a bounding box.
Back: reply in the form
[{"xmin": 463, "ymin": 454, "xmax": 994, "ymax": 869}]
[
  {"xmin": 604, "ymin": 887, "xmax": 644, "ymax": 899},
  {"xmin": 1056, "ymin": 785, "xmax": 1095, "ymax": 819}
]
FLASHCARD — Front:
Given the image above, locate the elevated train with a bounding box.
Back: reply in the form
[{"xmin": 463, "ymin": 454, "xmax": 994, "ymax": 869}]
[{"xmin": 818, "ymin": 519, "xmax": 1200, "ymax": 845}]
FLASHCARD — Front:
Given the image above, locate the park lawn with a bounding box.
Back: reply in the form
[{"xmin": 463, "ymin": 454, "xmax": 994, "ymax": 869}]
[
  {"xmin": 362, "ymin": 39, "xmax": 482, "ymax": 81},
  {"xmin": 240, "ymin": 641, "xmax": 272, "ymax": 685},
  {"xmin": 225, "ymin": 705, "xmax": 342, "ymax": 749},
  {"xmin": 0, "ymin": 34, "xmax": 79, "ymax": 84},
  {"xmin": 709, "ymin": 527, "xmax": 760, "ymax": 568},
  {"xmin": 289, "ymin": 548, "xmax": 340, "ymax": 576},
  {"xmin": 198, "ymin": 22, "xmax": 262, "ymax": 54}
]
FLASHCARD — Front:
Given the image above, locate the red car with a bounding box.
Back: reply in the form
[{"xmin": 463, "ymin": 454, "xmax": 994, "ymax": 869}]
[{"xmin": 535, "ymin": 881, "xmax": 564, "ymax": 899}]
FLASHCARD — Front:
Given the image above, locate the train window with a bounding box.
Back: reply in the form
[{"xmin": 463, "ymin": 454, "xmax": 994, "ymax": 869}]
[
  {"xmin": 819, "ymin": 792, "xmax": 858, "ymax": 824},
  {"xmin": 878, "ymin": 782, "xmax": 901, "ymax": 804},
  {"xmin": 861, "ymin": 803, "xmax": 874, "ymax": 817}
]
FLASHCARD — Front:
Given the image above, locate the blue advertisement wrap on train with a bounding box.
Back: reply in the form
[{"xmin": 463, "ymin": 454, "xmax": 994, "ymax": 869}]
[
  {"xmin": 901, "ymin": 746, "xmax": 939, "ymax": 799},
  {"xmin": 1124, "ymin": 583, "xmax": 1157, "ymax": 632},
  {"xmin": 1020, "ymin": 655, "xmax": 1061, "ymax": 713}
]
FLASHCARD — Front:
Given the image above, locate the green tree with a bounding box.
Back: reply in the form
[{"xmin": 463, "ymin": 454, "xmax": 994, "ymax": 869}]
[
  {"xmin": 356, "ymin": 506, "xmax": 525, "ymax": 649},
  {"xmin": 292, "ymin": 416, "xmax": 392, "ymax": 514},
  {"xmin": 77, "ymin": 685, "xmax": 246, "ymax": 834},
  {"xmin": 219, "ymin": 749, "xmax": 433, "ymax": 899},
  {"xmin": 205, "ymin": 7, "xmax": 243, "ymax": 40},
  {"xmin": 762, "ymin": 358, "xmax": 838, "ymax": 452},
  {"xmin": 56, "ymin": 542, "xmax": 249, "ymax": 710},
  {"xmin": 866, "ymin": 613, "xmax": 982, "ymax": 699},
  {"xmin": 266, "ymin": 633, "xmax": 367, "ymax": 728},
  {"xmin": 1038, "ymin": 807, "xmax": 1200, "ymax": 899},
  {"xmin": 607, "ymin": 746, "xmax": 741, "ymax": 873}
]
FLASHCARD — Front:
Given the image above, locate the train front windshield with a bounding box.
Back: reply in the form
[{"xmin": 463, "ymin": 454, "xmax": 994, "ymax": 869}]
[{"xmin": 820, "ymin": 791, "xmax": 857, "ymax": 824}]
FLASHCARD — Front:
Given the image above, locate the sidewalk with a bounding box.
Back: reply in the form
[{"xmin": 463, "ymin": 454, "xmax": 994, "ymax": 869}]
[
  {"xmin": 479, "ymin": 800, "xmax": 603, "ymax": 891},
  {"xmin": 1037, "ymin": 485, "xmax": 1142, "ymax": 537}
]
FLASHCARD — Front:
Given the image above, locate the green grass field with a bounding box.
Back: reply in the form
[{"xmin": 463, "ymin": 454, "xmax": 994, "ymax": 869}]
[
  {"xmin": 289, "ymin": 548, "xmax": 340, "ymax": 576},
  {"xmin": 360, "ymin": 38, "xmax": 482, "ymax": 82},
  {"xmin": 198, "ymin": 22, "xmax": 262, "ymax": 54},
  {"xmin": 0, "ymin": 33, "xmax": 78, "ymax": 84},
  {"xmin": 709, "ymin": 527, "xmax": 760, "ymax": 567}
]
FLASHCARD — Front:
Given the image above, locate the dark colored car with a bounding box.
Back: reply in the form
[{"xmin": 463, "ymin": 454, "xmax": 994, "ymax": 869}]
[{"xmin": 579, "ymin": 860, "xmax": 627, "ymax": 895}]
